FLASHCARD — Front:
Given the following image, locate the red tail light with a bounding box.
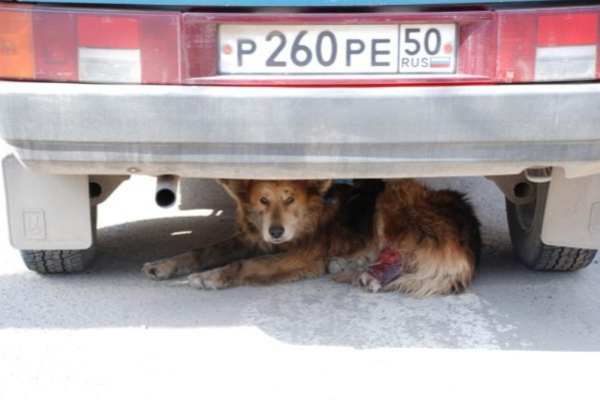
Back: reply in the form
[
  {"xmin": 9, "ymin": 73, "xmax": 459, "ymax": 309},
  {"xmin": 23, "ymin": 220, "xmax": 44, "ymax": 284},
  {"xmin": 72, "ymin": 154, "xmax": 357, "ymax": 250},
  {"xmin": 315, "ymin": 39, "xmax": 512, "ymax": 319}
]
[
  {"xmin": 0, "ymin": 4, "xmax": 180, "ymax": 84},
  {"xmin": 33, "ymin": 11, "xmax": 78, "ymax": 82},
  {"xmin": 498, "ymin": 8, "xmax": 600, "ymax": 83},
  {"xmin": 0, "ymin": 4, "xmax": 599, "ymax": 86}
]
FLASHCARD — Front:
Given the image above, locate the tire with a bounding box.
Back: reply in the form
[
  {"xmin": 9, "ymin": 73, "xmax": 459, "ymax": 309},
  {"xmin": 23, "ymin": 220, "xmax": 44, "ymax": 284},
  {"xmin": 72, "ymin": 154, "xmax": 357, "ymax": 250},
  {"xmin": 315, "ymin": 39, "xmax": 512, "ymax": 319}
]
[
  {"xmin": 506, "ymin": 182, "xmax": 596, "ymax": 271},
  {"xmin": 20, "ymin": 206, "xmax": 97, "ymax": 274}
]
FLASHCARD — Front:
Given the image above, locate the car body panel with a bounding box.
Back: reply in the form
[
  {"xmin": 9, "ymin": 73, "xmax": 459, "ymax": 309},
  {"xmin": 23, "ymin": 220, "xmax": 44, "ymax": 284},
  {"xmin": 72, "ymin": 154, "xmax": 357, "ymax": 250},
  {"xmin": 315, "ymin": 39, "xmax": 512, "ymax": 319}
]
[{"xmin": 3, "ymin": 81, "xmax": 600, "ymax": 180}]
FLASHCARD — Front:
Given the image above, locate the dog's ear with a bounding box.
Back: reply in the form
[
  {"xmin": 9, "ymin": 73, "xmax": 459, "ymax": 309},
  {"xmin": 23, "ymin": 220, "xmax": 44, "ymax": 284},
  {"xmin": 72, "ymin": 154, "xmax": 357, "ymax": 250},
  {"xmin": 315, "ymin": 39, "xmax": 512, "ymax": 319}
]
[
  {"xmin": 307, "ymin": 180, "xmax": 332, "ymax": 196},
  {"xmin": 217, "ymin": 179, "xmax": 251, "ymax": 201}
]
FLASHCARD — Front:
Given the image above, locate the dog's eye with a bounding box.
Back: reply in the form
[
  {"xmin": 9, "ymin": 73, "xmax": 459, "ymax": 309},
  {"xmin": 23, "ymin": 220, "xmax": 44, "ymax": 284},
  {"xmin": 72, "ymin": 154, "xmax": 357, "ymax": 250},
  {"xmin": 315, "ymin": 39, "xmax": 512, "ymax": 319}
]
[
  {"xmin": 286, "ymin": 197, "xmax": 295, "ymax": 204},
  {"xmin": 260, "ymin": 197, "xmax": 269, "ymax": 205}
]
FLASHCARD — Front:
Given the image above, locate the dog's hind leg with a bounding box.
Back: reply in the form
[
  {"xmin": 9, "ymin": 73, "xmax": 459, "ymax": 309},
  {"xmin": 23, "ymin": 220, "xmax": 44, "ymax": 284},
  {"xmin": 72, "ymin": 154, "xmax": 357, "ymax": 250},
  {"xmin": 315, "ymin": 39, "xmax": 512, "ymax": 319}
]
[
  {"xmin": 332, "ymin": 247, "xmax": 407, "ymax": 292},
  {"xmin": 142, "ymin": 235, "xmax": 258, "ymax": 280},
  {"xmin": 380, "ymin": 241, "xmax": 475, "ymax": 297},
  {"xmin": 339, "ymin": 241, "xmax": 475, "ymax": 297},
  {"xmin": 189, "ymin": 247, "xmax": 327, "ymax": 290}
]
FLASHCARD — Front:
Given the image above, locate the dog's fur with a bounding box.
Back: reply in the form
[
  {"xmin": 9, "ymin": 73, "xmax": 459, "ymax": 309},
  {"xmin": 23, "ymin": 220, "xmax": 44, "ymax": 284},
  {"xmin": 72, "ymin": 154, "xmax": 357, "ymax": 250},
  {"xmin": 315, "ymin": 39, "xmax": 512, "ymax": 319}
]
[{"xmin": 142, "ymin": 179, "xmax": 482, "ymax": 297}]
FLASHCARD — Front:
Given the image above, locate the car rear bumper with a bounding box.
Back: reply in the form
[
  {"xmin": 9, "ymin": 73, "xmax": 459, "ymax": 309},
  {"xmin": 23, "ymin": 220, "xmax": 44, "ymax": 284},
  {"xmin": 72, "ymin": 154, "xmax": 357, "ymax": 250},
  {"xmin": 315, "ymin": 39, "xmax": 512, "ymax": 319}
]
[{"xmin": 2, "ymin": 80, "xmax": 600, "ymax": 179}]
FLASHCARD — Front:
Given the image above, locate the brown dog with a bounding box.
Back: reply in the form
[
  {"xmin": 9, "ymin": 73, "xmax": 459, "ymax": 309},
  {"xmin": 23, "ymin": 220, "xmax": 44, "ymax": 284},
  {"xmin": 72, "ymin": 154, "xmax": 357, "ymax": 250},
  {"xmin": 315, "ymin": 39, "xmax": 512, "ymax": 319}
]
[{"xmin": 142, "ymin": 179, "xmax": 481, "ymax": 297}]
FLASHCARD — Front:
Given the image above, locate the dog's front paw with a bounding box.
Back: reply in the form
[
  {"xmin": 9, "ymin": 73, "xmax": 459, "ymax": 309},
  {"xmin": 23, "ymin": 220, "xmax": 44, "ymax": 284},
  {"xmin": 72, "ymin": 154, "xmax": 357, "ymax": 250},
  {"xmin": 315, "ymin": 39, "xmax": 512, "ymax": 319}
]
[
  {"xmin": 189, "ymin": 270, "xmax": 224, "ymax": 290},
  {"xmin": 355, "ymin": 271, "xmax": 382, "ymax": 293},
  {"xmin": 189, "ymin": 262, "xmax": 242, "ymax": 290},
  {"xmin": 327, "ymin": 258, "xmax": 352, "ymax": 274},
  {"xmin": 142, "ymin": 259, "xmax": 177, "ymax": 280},
  {"xmin": 327, "ymin": 255, "xmax": 376, "ymax": 275}
]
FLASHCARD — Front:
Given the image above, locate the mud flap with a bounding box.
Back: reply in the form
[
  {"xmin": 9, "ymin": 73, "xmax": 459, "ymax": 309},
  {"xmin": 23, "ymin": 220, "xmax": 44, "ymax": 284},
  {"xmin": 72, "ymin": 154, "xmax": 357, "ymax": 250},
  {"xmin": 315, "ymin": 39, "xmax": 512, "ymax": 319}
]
[
  {"xmin": 2, "ymin": 155, "xmax": 92, "ymax": 250},
  {"xmin": 543, "ymin": 168, "xmax": 600, "ymax": 250}
]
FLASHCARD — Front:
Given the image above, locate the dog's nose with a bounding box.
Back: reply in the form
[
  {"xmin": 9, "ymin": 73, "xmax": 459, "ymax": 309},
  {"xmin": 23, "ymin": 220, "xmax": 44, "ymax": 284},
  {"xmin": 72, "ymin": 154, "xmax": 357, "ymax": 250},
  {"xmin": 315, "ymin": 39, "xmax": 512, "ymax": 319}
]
[{"xmin": 269, "ymin": 225, "xmax": 285, "ymax": 240}]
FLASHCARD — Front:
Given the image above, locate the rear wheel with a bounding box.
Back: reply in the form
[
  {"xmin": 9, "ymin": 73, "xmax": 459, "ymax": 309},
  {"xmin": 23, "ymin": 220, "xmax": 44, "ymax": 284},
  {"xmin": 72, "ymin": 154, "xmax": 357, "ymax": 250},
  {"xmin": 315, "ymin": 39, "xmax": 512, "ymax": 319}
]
[
  {"xmin": 20, "ymin": 206, "xmax": 97, "ymax": 274},
  {"xmin": 506, "ymin": 182, "xmax": 596, "ymax": 271}
]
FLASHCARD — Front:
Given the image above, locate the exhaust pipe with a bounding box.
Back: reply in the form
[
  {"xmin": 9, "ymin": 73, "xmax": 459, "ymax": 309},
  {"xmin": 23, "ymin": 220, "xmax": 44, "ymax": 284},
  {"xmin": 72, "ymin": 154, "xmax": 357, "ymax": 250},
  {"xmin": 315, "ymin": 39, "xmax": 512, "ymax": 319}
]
[{"xmin": 155, "ymin": 175, "xmax": 179, "ymax": 208}]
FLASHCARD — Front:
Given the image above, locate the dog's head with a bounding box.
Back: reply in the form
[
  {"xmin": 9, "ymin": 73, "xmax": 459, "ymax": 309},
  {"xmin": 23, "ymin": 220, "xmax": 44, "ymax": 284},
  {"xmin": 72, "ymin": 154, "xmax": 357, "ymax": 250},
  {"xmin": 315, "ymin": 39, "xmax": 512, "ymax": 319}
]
[{"xmin": 218, "ymin": 179, "xmax": 332, "ymax": 245}]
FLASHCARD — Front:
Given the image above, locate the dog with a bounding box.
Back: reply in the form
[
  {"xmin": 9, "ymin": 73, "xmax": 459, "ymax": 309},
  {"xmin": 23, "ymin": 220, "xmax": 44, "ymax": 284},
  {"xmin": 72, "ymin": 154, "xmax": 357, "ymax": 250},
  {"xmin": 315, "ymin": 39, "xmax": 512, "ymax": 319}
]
[{"xmin": 142, "ymin": 179, "xmax": 482, "ymax": 297}]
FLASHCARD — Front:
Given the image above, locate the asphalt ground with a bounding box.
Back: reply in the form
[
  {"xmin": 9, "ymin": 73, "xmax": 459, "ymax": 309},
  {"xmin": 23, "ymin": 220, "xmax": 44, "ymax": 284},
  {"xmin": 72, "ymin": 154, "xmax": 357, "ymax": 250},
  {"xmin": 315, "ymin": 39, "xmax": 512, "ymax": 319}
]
[{"xmin": 1, "ymin": 148, "xmax": 599, "ymax": 399}]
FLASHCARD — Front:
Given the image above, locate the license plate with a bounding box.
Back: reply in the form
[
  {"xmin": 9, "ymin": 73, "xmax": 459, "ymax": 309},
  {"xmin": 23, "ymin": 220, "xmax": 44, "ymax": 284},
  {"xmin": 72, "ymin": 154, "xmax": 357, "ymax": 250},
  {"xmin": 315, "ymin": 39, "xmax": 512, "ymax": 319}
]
[{"xmin": 219, "ymin": 24, "xmax": 457, "ymax": 75}]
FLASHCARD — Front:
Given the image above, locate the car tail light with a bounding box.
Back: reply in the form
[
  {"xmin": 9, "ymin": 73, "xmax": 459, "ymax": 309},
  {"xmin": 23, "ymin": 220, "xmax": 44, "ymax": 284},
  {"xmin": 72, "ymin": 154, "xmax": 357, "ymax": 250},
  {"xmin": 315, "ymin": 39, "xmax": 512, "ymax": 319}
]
[
  {"xmin": 498, "ymin": 7, "xmax": 600, "ymax": 83},
  {"xmin": 1, "ymin": 4, "xmax": 600, "ymax": 86},
  {"xmin": 0, "ymin": 6, "xmax": 34, "ymax": 80},
  {"xmin": 77, "ymin": 16, "xmax": 142, "ymax": 83},
  {"xmin": 0, "ymin": 3, "xmax": 180, "ymax": 84}
]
